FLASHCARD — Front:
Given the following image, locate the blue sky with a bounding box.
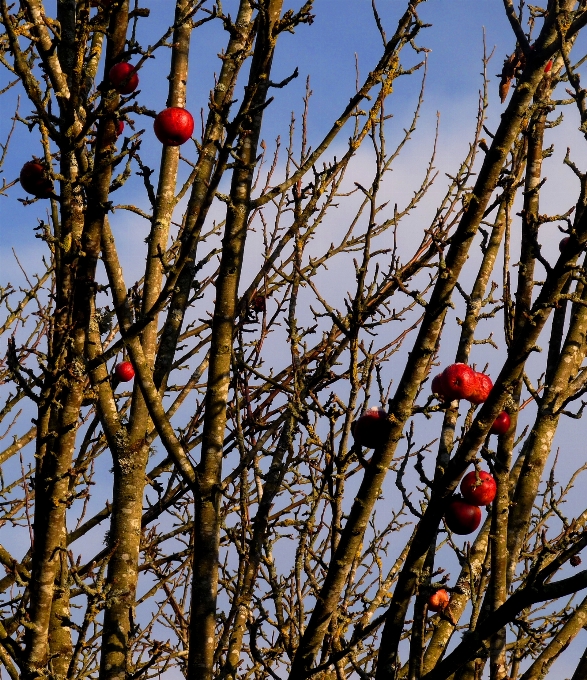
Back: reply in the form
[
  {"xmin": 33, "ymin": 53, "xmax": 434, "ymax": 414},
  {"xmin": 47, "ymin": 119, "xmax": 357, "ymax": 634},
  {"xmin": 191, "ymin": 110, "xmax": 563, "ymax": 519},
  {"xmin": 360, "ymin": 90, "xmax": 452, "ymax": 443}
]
[
  {"xmin": 0, "ymin": 1, "xmax": 556, "ymax": 292},
  {"xmin": 1, "ymin": 0, "xmax": 513, "ymax": 263}
]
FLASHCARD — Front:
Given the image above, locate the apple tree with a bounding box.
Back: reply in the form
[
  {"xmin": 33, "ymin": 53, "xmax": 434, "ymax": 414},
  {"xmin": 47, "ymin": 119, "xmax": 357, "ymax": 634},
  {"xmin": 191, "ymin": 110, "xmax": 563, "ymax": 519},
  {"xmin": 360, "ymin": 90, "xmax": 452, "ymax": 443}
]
[{"xmin": 2, "ymin": 1, "xmax": 587, "ymax": 680}]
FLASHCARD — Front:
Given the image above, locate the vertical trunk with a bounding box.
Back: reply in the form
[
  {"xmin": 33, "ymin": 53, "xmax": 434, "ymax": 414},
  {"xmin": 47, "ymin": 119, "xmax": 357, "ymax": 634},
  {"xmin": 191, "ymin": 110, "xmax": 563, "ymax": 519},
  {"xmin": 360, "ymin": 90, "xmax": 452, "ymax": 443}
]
[
  {"xmin": 506, "ymin": 281, "xmax": 587, "ymax": 580},
  {"xmin": 22, "ymin": 0, "xmax": 93, "ymax": 674},
  {"xmin": 488, "ymin": 440, "xmax": 513, "ymax": 680},
  {"xmin": 48, "ymin": 552, "xmax": 72, "ymax": 679},
  {"xmin": 506, "ymin": 91, "xmax": 587, "ymax": 585},
  {"xmin": 188, "ymin": 2, "xmax": 283, "ymax": 678},
  {"xmin": 98, "ymin": 3, "xmax": 191, "ymax": 678},
  {"xmin": 407, "ymin": 545, "xmax": 434, "ymax": 680},
  {"xmin": 46, "ymin": 2, "xmax": 86, "ymax": 673},
  {"xmin": 24, "ymin": 0, "xmax": 128, "ymax": 675},
  {"xmin": 24, "ymin": 373, "xmax": 85, "ymax": 680}
]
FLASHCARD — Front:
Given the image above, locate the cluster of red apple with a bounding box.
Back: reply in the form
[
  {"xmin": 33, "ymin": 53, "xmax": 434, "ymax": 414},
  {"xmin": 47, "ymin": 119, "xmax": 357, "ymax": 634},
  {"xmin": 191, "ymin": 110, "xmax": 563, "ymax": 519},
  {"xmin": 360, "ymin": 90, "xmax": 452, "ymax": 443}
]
[
  {"xmin": 431, "ymin": 363, "xmax": 502, "ymax": 534},
  {"xmin": 431, "ymin": 363, "xmax": 510, "ymax": 436},
  {"xmin": 108, "ymin": 63, "xmax": 194, "ymax": 145},
  {"xmin": 352, "ymin": 406, "xmax": 498, "ymax": 533},
  {"xmin": 432, "ymin": 363, "xmax": 491, "ymax": 403},
  {"xmin": 352, "ymin": 369, "xmax": 500, "ymax": 614},
  {"xmin": 428, "ymin": 468, "xmax": 497, "ymax": 613},
  {"xmin": 446, "ymin": 469, "xmax": 496, "ymax": 533},
  {"xmin": 20, "ymin": 63, "xmax": 195, "ymax": 199}
]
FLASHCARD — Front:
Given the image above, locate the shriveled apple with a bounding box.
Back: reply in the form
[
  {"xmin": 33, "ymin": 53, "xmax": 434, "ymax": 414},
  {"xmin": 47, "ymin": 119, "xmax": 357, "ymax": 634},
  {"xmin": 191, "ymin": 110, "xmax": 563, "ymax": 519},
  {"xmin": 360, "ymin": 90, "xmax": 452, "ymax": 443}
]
[
  {"xmin": 469, "ymin": 372, "xmax": 493, "ymax": 404},
  {"xmin": 428, "ymin": 589, "xmax": 450, "ymax": 612}
]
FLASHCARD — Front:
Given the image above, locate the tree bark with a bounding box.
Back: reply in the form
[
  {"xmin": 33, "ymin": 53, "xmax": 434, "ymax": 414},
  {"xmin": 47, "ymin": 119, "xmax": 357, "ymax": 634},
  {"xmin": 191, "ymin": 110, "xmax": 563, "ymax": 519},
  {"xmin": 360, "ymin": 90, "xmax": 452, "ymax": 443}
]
[
  {"xmin": 187, "ymin": 3, "xmax": 284, "ymax": 677},
  {"xmin": 98, "ymin": 2, "xmax": 192, "ymax": 678}
]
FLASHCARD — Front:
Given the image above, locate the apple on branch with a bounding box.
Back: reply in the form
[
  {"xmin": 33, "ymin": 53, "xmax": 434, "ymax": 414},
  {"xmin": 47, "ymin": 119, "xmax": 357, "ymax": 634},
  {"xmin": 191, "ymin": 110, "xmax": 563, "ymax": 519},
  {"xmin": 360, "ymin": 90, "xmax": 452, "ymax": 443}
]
[
  {"xmin": 154, "ymin": 108, "xmax": 194, "ymax": 146},
  {"xmin": 490, "ymin": 411, "xmax": 511, "ymax": 435},
  {"xmin": 114, "ymin": 361, "xmax": 135, "ymax": 382},
  {"xmin": 444, "ymin": 497, "xmax": 482, "ymax": 535},
  {"xmin": 460, "ymin": 469, "xmax": 497, "ymax": 506},
  {"xmin": 440, "ymin": 363, "xmax": 476, "ymax": 401},
  {"xmin": 109, "ymin": 62, "xmax": 139, "ymax": 95},
  {"xmin": 352, "ymin": 407, "xmax": 388, "ymax": 449},
  {"xmin": 427, "ymin": 589, "xmax": 450, "ymax": 612},
  {"xmin": 20, "ymin": 161, "xmax": 53, "ymax": 199}
]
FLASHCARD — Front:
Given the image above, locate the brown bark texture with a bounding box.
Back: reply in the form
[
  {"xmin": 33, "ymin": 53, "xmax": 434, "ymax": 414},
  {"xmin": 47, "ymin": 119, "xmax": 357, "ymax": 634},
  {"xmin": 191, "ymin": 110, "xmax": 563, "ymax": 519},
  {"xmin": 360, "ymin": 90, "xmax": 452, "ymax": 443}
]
[{"xmin": 4, "ymin": 1, "xmax": 587, "ymax": 680}]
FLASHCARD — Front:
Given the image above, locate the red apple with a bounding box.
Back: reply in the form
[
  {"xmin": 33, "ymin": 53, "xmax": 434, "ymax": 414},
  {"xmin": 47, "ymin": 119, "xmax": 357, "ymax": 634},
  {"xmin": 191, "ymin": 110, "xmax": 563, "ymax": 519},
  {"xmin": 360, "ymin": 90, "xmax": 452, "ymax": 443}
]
[
  {"xmin": 116, "ymin": 120, "xmax": 124, "ymax": 137},
  {"xmin": 428, "ymin": 589, "xmax": 450, "ymax": 612},
  {"xmin": 441, "ymin": 363, "xmax": 476, "ymax": 401},
  {"xmin": 352, "ymin": 406, "xmax": 388, "ymax": 449},
  {"xmin": 559, "ymin": 236, "xmax": 570, "ymax": 252},
  {"xmin": 431, "ymin": 373, "xmax": 446, "ymax": 399},
  {"xmin": 444, "ymin": 497, "xmax": 482, "ymax": 535},
  {"xmin": 20, "ymin": 161, "xmax": 53, "ymax": 198},
  {"xmin": 109, "ymin": 62, "xmax": 139, "ymax": 95},
  {"xmin": 153, "ymin": 107, "xmax": 194, "ymax": 146},
  {"xmin": 490, "ymin": 411, "xmax": 511, "ymax": 436},
  {"xmin": 469, "ymin": 372, "xmax": 493, "ymax": 404},
  {"xmin": 460, "ymin": 470, "xmax": 497, "ymax": 506},
  {"xmin": 114, "ymin": 361, "xmax": 135, "ymax": 382}
]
